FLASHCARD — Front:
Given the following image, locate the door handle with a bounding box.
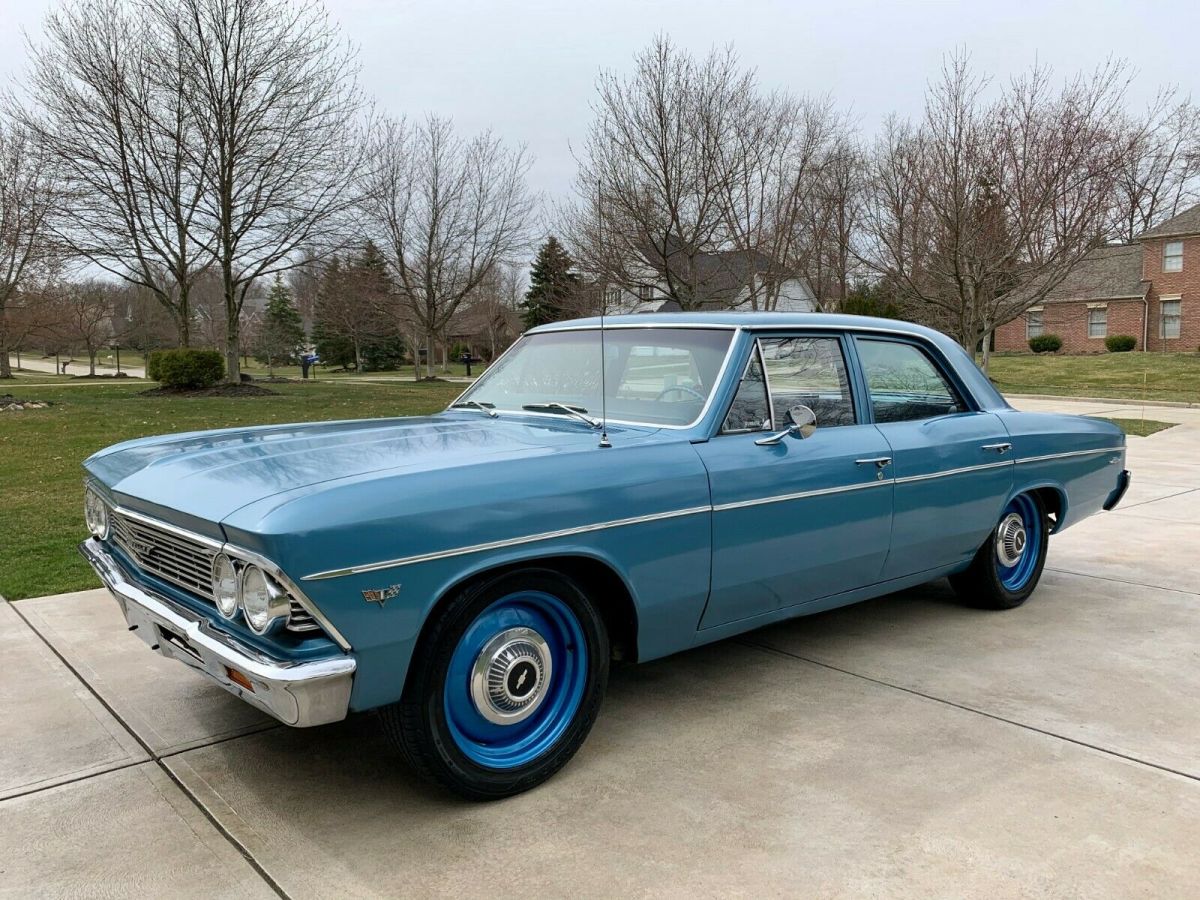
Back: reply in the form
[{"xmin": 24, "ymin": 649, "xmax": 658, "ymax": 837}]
[
  {"xmin": 855, "ymin": 457, "xmax": 892, "ymax": 467},
  {"xmin": 981, "ymin": 443, "xmax": 1012, "ymax": 454}
]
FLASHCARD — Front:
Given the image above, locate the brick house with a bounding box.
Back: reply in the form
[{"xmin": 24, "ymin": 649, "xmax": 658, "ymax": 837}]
[{"xmin": 995, "ymin": 203, "xmax": 1200, "ymax": 353}]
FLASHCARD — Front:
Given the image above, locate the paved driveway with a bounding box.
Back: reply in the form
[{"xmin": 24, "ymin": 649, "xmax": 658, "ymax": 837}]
[{"xmin": 2, "ymin": 397, "xmax": 1198, "ymax": 897}]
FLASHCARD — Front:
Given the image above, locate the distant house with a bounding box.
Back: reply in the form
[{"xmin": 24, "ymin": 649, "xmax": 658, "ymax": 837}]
[
  {"xmin": 995, "ymin": 202, "xmax": 1200, "ymax": 352},
  {"xmin": 604, "ymin": 244, "xmax": 817, "ymax": 315}
]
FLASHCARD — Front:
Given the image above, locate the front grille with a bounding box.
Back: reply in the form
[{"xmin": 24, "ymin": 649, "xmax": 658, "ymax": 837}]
[
  {"xmin": 111, "ymin": 511, "xmax": 216, "ymax": 600},
  {"xmin": 110, "ymin": 509, "xmax": 320, "ymax": 635}
]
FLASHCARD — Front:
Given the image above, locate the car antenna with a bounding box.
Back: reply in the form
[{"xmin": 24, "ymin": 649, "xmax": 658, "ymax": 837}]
[{"xmin": 598, "ymin": 178, "xmax": 612, "ymax": 449}]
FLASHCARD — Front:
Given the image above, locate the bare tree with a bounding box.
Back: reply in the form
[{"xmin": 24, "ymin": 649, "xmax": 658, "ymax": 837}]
[
  {"xmin": 858, "ymin": 54, "xmax": 1129, "ymax": 370},
  {"xmin": 160, "ymin": 0, "xmax": 365, "ymax": 381},
  {"xmin": 363, "ymin": 115, "xmax": 534, "ymax": 379},
  {"xmin": 1109, "ymin": 92, "xmax": 1200, "ymax": 242},
  {"xmin": 20, "ymin": 0, "xmax": 212, "ymax": 347},
  {"xmin": 313, "ymin": 242, "xmax": 390, "ymax": 372},
  {"xmin": 49, "ymin": 280, "xmax": 123, "ymax": 375},
  {"xmin": 0, "ymin": 120, "xmax": 60, "ymax": 378}
]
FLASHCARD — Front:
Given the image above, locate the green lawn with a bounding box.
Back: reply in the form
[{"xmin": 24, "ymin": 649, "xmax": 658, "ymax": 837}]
[
  {"xmin": 987, "ymin": 352, "xmax": 1200, "ymax": 404},
  {"xmin": 1090, "ymin": 416, "xmax": 1176, "ymax": 437},
  {"xmin": 0, "ymin": 379, "xmax": 463, "ymax": 601}
]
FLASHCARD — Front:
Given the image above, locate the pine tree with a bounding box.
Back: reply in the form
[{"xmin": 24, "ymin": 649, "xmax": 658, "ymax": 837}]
[
  {"xmin": 520, "ymin": 236, "xmax": 579, "ymax": 329},
  {"xmin": 256, "ymin": 274, "xmax": 305, "ymax": 376}
]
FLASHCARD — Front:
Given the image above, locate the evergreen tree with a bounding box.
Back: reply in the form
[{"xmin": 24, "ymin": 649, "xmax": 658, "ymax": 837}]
[
  {"xmin": 520, "ymin": 236, "xmax": 579, "ymax": 328},
  {"xmin": 256, "ymin": 274, "xmax": 305, "ymax": 375}
]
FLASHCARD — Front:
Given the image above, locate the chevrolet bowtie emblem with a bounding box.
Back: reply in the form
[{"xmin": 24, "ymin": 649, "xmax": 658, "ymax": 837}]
[{"xmin": 362, "ymin": 584, "xmax": 401, "ymax": 607}]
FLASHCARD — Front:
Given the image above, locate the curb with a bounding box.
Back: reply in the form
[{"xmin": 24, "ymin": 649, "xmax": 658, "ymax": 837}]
[{"xmin": 1004, "ymin": 393, "xmax": 1200, "ymax": 410}]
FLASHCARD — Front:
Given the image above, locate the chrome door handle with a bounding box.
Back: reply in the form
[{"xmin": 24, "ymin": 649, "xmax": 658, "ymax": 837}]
[
  {"xmin": 981, "ymin": 443, "xmax": 1012, "ymax": 454},
  {"xmin": 855, "ymin": 457, "xmax": 892, "ymax": 467}
]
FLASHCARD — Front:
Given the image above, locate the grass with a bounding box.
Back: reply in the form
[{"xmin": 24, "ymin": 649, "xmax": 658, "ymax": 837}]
[
  {"xmin": 1090, "ymin": 416, "xmax": 1176, "ymax": 437},
  {"xmin": 986, "ymin": 351, "xmax": 1200, "ymax": 404},
  {"xmin": 0, "ymin": 379, "xmax": 463, "ymax": 601}
]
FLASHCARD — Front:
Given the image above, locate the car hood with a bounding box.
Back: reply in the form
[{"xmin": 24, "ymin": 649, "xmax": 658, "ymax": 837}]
[{"xmin": 85, "ymin": 413, "xmax": 657, "ymax": 526}]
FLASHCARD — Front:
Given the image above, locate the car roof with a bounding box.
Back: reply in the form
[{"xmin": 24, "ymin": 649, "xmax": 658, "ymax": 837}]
[{"xmin": 528, "ymin": 312, "xmax": 938, "ymax": 337}]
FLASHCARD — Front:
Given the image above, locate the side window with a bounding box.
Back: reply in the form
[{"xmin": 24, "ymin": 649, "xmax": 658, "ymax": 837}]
[
  {"xmin": 856, "ymin": 339, "xmax": 966, "ymax": 423},
  {"xmin": 760, "ymin": 337, "xmax": 856, "ymax": 427},
  {"xmin": 721, "ymin": 350, "xmax": 770, "ymax": 433}
]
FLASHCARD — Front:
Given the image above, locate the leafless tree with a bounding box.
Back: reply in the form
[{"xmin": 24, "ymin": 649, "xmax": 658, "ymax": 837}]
[
  {"xmin": 363, "ymin": 115, "xmax": 535, "ymax": 379},
  {"xmin": 313, "ymin": 244, "xmax": 390, "ymax": 372},
  {"xmin": 158, "ymin": 0, "xmax": 365, "ymax": 381},
  {"xmin": 858, "ymin": 54, "xmax": 1130, "ymax": 370},
  {"xmin": 1109, "ymin": 92, "xmax": 1200, "ymax": 242},
  {"xmin": 0, "ymin": 120, "xmax": 61, "ymax": 378},
  {"xmin": 19, "ymin": 0, "xmax": 212, "ymax": 347},
  {"xmin": 41, "ymin": 279, "xmax": 120, "ymax": 375}
]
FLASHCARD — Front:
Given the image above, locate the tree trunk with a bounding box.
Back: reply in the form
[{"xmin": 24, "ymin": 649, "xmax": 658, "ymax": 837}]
[
  {"xmin": 223, "ymin": 269, "xmax": 241, "ymax": 383},
  {"xmin": 979, "ymin": 326, "xmax": 993, "ymax": 375},
  {"xmin": 353, "ymin": 336, "xmax": 362, "ymax": 373},
  {"xmin": 88, "ymin": 349, "xmax": 97, "ymax": 376},
  {"xmin": 424, "ymin": 329, "xmax": 437, "ymax": 379},
  {"xmin": 0, "ymin": 308, "xmax": 11, "ymax": 379},
  {"xmin": 178, "ymin": 287, "xmax": 191, "ymax": 348}
]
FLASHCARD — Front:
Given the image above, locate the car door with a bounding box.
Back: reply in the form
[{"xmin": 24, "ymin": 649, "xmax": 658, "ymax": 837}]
[
  {"xmin": 694, "ymin": 333, "xmax": 894, "ymax": 629},
  {"xmin": 851, "ymin": 335, "xmax": 1013, "ymax": 580}
]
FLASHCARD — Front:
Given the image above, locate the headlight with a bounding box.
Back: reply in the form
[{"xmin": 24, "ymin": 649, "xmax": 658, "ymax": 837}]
[
  {"xmin": 239, "ymin": 565, "xmax": 290, "ymax": 634},
  {"xmin": 84, "ymin": 487, "xmax": 109, "ymax": 539},
  {"xmin": 212, "ymin": 554, "xmax": 240, "ymax": 619}
]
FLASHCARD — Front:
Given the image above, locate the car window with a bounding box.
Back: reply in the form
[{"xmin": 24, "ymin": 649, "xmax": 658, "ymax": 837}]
[
  {"xmin": 720, "ymin": 349, "xmax": 771, "ymax": 434},
  {"xmin": 856, "ymin": 338, "xmax": 966, "ymax": 423},
  {"xmin": 759, "ymin": 337, "xmax": 856, "ymax": 428}
]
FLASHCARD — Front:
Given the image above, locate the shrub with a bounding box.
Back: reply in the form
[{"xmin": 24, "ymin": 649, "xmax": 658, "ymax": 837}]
[
  {"xmin": 1028, "ymin": 334, "xmax": 1062, "ymax": 353},
  {"xmin": 147, "ymin": 349, "xmax": 225, "ymax": 388},
  {"xmin": 1105, "ymin": 334, "xmax": 1137, "ymax": 353}
]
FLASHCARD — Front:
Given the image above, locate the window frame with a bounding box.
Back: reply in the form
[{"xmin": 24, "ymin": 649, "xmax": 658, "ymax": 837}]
[
  {"xmin": 1087, "ymin": 306, "xmax": 1108, "ymax": 339},
  {"xmin": 850, "ymin": 334, "xmax": 976, "ymax": 425},
  {"xmin": 1026, "ymin": 309, "xmax": 1044, "ymax": 339},
  {"xmin": 718, "ymin": 341, "xmax": 772, "ymax": 435},
  {"xmin": 1160, "ymin": 297, "xmax": 1182, "ymax": 339},
  {"xmin": 1163, "ymin": 241, "xmax": 1184, "ymax": 273}
]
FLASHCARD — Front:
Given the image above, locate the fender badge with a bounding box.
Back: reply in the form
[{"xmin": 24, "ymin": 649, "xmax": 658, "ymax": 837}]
[{"xmin": 362, "ymin": 584, "xmax": 401, "ymax": 607}]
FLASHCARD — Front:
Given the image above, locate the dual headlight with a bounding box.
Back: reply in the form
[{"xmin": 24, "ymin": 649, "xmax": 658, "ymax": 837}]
[
  {"xmin": 212, "ymin": 554, "xmax": 292, "ymax": 635},
  {"xmin": 84, "ymin": 486, "xmax": 110, "ymax": 540}
]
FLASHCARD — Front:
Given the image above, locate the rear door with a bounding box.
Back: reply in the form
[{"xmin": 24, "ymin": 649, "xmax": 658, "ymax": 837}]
[
  {"xmin": 851, "ymin": 335, "xmax": 1013, "ymax": 579},
  {"xmin": 694, "ymin": 333, "xmax": 894, "ymax": 629}
]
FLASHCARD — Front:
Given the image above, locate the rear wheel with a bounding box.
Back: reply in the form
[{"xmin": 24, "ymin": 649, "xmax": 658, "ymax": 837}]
[
  {"xmin": 381, "ymin": 569, "xmax": 608, "ymax": 800},
  {"xmin": 949, "ymin": 492, "xmax": 1048, "ymax": 610}
]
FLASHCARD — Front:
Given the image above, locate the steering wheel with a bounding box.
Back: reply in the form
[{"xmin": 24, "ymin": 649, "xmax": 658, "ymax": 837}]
[{"xmin": 655, "ymin": 384, "xmax": 706, "ymax": 403}]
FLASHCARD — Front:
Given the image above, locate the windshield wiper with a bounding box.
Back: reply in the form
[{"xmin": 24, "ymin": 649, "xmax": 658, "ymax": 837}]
[
  {"xmin": 522, "ymin": 402, "xmax": 600, "ymax": 428},
  {"xmin": 450, "ymin": 400, "xmax": 498, "ymax": 418}
]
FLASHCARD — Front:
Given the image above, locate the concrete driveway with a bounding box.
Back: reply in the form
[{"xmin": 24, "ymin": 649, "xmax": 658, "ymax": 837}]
[{"xmin": 3, "ymin": 397, "xmax": 1198, "ymax": 898}]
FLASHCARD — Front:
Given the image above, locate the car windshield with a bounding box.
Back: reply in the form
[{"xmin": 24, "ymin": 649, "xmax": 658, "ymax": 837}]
[{"xmin": 455, "ymin": 327, "xmax": 735, "ymax": 427}]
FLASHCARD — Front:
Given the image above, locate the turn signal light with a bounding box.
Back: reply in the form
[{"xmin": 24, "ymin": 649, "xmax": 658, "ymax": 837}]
[{"xmin": 225, "ymin": 666, "xmax": 255, "ymax": 693}]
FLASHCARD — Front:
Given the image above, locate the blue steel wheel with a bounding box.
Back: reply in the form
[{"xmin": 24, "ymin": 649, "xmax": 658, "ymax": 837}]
[
  {"xmin": 381, "ymin": 569, "xmax": 609, "ymax": 800},
  {"xmin": 949, "ymin": 492, "xmax": 1049, "ymax": 610}
]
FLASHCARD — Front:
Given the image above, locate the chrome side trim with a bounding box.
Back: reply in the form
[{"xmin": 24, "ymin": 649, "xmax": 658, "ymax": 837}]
[
  {"xmin": 1016, "ymin": 447, "xmax": 1123, "ymax": 465},
  {"xmin": 301, "ymin": 505, "xmax": 714, "ymax": 581},
  {"xmin": 711, "ymin": 479, "xmax": 889, "ymax": 513},
  {"xmin": 536, "ymin": 322, "xmax": 745, "ymax": 332},
  {"xmin": 894, "ymin": 459, "xmax": 1013, "ymax": 484}
]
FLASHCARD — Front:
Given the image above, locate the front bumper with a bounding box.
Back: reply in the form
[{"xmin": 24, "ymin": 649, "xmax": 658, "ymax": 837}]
[{"xmin": 79, "ymin": 538, "xmax": 355, "ymax": 727}]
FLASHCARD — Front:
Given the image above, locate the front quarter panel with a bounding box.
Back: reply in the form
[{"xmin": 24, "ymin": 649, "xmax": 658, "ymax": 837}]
[{"xmin": 221, "ymin": 436, "xmax": 714, "ymax": 712}]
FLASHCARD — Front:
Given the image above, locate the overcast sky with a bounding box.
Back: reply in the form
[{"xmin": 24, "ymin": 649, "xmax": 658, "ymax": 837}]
[{"xmin": 4, "ymin": 0, "xmax": 1200, "ymax": 213}]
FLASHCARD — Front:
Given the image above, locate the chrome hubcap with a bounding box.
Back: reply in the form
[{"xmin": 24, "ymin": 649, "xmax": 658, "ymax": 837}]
[
  {"xmin": 996, "ymin": 512, "xmax": 1027, "ymax": 567},
  {"xmin": 470, "ymin": 627, "xmax": 552, "ymax": 725}
]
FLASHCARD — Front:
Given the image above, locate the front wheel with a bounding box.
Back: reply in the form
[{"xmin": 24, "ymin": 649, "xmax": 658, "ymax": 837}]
[
  {"xmin": 381, "ymin": 569, "xmax": 609, "ymax": 800},
  {"xmin": 949, "ymin": 492, "xmax": 1049, "ymax": 610}
]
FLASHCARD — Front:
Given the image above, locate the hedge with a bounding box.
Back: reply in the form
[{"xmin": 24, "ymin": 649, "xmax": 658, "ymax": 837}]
[
  {"xmin": 1105, "ymin": 334, "xmax": 1137, "ymax": 353},
  {"xmin": 1028, "ymin": 334, "xmax": 1062, "ymax": 353},
  {"xmin": 146, "ymin": 349, "xmax": 225, "ymax": 388}
]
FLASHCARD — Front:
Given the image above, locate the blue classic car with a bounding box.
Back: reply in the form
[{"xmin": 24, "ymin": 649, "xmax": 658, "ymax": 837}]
[{"xmin": 80, "ymin": 314, "xmax": 1130, "ymax": 798}]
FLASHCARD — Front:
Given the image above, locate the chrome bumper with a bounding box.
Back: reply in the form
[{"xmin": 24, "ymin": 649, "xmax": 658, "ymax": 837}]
[{"xmin": 79, "ymin": 538, "xmax": 355, "ymax": 727}]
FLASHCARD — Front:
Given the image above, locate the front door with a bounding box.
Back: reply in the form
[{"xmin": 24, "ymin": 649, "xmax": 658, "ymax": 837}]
[
  {"xmin": 851, "ymin": 335, "xmax": 1014, "ymax": 579},
  {"xmin": 695, "ymin": 335, "xmax": 894, "ymax": 629}
]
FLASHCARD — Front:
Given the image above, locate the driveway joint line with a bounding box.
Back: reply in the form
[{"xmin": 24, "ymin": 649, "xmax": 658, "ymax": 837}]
[
  {"xmin": 1044, "ymin": 566, "xmax": 1199, "ymax": 596},
  {"xmin": 9, "ymin": 602, "xmax": 293, "ymax": 900},
  {"xmin": 740, "ymin": 639, "xmax": 1200, "ymax": 784},
  {"xmin": 1116, "ymin": 486, "xmax": 1200, "ymax": 511},
  {"xmin": 0, "ymin": 759, "xmax": 147, "ymax": 804}
]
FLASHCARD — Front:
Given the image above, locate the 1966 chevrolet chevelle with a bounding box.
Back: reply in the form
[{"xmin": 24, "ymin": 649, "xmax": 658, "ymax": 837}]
[{"xmin": 80, "ymin": 313, "xmax": 1130, "ymax": 798}]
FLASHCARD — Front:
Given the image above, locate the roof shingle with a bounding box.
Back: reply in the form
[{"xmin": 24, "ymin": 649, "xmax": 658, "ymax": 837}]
[
  {"xmin": 1138, "ymin": 202, "xmax": 1200, "ymax": 240},
  {"xmin": 1046, "ymin": 244, "xmax": 1148, "ymax": 301}
]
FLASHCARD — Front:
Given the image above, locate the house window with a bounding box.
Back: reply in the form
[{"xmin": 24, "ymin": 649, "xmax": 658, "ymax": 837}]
[
  {"xmin": 1160, "ymin": 298, "xmax": 1182, "ymax": 339},
  {"xmin": 637, "ymin": 284, "xmax": 654, "ymax": 300},
  {"xmin": 1163, "ymin": 241, "xmax": 1183, "ymax": 273},
  {"xmin": 1026, "ymin": 309, "xmax": 1044, "ymax": 339},
  {"xmin": 1088, "ymin": 307, "xmax": 1107, "ymax": 339},
  {"xmin": 604, "ymin": 287, "xmax": 621, "ymax": 306}
]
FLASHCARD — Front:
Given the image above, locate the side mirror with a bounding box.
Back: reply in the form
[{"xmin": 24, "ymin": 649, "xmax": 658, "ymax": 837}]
[{"xmin": 755, "ymin": 404, "xmax": 818, "ymax": 446}]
